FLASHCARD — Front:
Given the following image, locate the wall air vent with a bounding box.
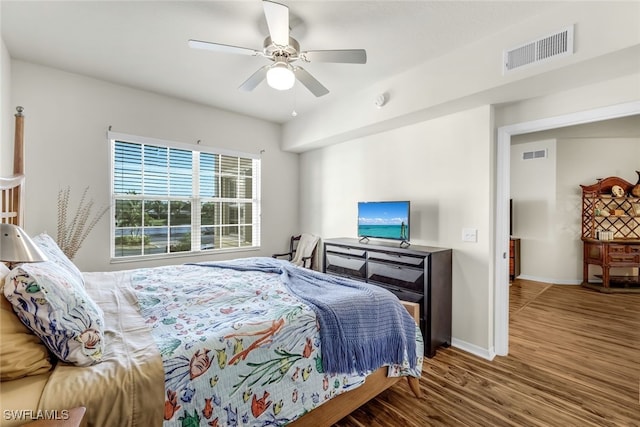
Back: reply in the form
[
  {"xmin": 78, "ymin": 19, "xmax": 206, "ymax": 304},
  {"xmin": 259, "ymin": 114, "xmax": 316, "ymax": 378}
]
[
  {"xmin": 503, "ymin": 25, "xmax": 574, "ymax": 73},
  {"xmin": 522, "ymin": 149, "xmax": 547, "ymax": 160}
]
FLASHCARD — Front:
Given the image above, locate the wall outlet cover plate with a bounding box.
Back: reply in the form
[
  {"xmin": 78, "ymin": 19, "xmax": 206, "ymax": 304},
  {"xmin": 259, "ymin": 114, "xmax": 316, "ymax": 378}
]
[{"xmin": 462, "ymin": 228, "xmax": 478, "ymax": 242}]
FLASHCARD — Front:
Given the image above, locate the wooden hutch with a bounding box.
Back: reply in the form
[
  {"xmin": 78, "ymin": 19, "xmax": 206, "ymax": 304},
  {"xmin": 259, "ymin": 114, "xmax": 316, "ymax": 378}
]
[{"xmin": 580, "ymin": 176, "xmax": 640, "ymax": 293}]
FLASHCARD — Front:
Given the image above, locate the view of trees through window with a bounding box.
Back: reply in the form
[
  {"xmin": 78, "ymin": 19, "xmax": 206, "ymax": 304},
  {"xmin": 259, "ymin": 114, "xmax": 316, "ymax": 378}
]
[{"xmin": 112, "ymin": 139, "xmax": 259, "ymax": 258}]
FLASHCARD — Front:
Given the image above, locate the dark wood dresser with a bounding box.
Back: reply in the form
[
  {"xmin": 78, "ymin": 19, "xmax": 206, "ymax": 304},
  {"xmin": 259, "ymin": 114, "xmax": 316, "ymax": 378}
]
[
  {"xmin": 509, "ymin": 237, "xmax": 521, "ymax": 281},
  {"xmin": 322, "ymin": 238, "xmax": 452, "ymax": 357}
]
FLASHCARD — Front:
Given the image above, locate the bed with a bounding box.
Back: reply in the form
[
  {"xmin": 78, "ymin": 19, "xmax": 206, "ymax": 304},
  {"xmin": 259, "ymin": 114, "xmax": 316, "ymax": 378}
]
[{"xmin": 0, "ymin": 107, "xmax": 422, "ymax": 427}]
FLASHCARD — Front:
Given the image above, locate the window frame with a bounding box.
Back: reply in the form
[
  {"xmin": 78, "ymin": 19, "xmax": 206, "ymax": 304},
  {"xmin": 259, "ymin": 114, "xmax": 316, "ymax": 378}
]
[{"xmin": 108, "ymin": 131, "xmax": 261, "ymax": 262}]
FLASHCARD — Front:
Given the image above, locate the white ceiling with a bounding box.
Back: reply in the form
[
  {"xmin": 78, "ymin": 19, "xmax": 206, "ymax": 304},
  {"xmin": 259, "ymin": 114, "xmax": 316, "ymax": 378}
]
[{"xmin": 1, "ymin": 1, "xmax": 562, "ymax": 124}]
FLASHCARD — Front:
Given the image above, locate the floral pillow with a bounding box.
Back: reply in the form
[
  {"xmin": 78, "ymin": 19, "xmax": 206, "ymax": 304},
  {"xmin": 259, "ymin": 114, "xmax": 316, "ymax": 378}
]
[
  {"xmin": 1, "ymin": 263, "xmax": 53, "ymax": 380},
  {"xmin": 32, "ymin": 233, "xmax": 84, "ymax": 286},
  {"xmin": 4, "ymin": 260, "xmax": 104, "ymax": 366}
]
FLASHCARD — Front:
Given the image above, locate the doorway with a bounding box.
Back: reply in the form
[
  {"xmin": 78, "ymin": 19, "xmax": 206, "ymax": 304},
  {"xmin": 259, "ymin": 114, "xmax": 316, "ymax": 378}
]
[{"xmin": 494, "ymin": 100, "xmax": 640, "ymax": 356}]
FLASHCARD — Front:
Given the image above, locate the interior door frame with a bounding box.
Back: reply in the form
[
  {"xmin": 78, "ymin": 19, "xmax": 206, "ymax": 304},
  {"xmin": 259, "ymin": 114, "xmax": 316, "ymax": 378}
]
[{"xmin": 494, "ymin": 100, "xmax": 640, "ymax": 356}]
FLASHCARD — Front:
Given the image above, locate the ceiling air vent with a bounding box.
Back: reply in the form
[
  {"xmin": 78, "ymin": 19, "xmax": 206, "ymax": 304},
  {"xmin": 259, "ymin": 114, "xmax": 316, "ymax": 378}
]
[
  {"xmin": 522, "ymin": 149, "xmax": 547, "ymax": 160},
  {"xmin": 503, "ymin": 25, "xmax": 574, "ymax": 73}
]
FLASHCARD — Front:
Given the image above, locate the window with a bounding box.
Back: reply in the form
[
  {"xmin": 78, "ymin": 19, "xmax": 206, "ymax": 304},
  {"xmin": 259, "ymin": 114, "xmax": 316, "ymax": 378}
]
[{"xmin": 110, "ymin": 133, "xmax": 260, "ymax": 259}]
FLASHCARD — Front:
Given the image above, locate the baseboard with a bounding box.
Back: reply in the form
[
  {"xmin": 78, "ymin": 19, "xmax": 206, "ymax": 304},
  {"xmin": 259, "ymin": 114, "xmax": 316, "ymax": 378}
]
[
  {"xmin": 516, "ymin": 274, "xmax": 581, "ymax": 285},
  {"xmin": 451, "ymin": 338, "xmax": 495, "ymax": 361}
]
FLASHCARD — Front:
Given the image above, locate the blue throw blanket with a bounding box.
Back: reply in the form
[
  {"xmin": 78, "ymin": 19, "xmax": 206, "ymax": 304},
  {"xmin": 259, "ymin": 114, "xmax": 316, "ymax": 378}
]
[{"xmin": 194, "ymin": 257, "xmax": 417, "ymax": 374}]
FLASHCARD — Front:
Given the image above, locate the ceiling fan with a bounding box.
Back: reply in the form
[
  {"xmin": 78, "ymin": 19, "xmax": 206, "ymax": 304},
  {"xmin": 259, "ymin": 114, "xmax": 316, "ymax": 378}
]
[{"xmin": 188, "ymin": 0, "xmax": 367, "ymax": 97}]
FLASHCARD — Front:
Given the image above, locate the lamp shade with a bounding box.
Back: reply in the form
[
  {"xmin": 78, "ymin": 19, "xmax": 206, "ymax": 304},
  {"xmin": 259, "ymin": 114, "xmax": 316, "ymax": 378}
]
[
  {"xmin": 0, "ymin": 223, "xmax": 47, "ymax": 263},
  {"xmin": 266, "ymin": 62, "xmax": 295, "ymax": 91}
]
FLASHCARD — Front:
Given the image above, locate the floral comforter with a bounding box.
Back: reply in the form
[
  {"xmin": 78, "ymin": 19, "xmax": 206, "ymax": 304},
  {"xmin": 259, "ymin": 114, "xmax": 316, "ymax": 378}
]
[{"xmin": 131, "ymin": 263, "xmax": 422, "ymax": 427}]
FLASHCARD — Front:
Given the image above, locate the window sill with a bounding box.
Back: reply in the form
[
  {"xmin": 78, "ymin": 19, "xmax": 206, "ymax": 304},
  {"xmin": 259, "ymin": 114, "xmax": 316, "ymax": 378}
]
[{"xmin": 109, "ymin": 246, "xmax": 261, "ymax": 265}]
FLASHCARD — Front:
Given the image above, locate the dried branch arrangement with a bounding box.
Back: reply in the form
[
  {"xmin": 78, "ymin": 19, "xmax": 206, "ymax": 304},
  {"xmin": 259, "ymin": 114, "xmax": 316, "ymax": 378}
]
[{"xmin": 57, "ymin": 186, "xmax": 109, "ymax": 260}]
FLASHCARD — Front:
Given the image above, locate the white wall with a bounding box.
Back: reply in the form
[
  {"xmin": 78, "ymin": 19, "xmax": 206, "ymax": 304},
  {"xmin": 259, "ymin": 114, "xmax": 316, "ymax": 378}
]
[
  {"xmin": 283, "ymin": 1, "xmax": 640, "ymax": 152},
  {"xmin": 510, "ymin": 140, "xmax": 559, "ymax": 282},
  {"xmin": 510, "ymin": 117, "xmax": 640, "ymax": 284},
  {"xmin": 495, "ymin": 74, "xmax": 640, "ymax": 128},
  {"xmin": 299, "ymin": 105, "xmax": 495, "ymax": 355},
  {"xmin": 10, "ymin": 60, "xmax": 299, "ymax": 271},
  {"xmin": 1, "ymin": 37, "xmax": 12, "ymax": 175},
  {"xmin": 298, "ymin": 76, "xmax": 639, "ymax": 357},
  {"xmin": 558, "ymin": 137, "xmax": 640, "ymax": 281}
]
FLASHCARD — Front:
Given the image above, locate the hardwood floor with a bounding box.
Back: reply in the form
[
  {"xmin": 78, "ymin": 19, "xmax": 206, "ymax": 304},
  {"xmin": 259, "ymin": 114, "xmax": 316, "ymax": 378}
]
[{"xmin": 334, "ymin": 279, "xmax": 640, "ymax": 426}]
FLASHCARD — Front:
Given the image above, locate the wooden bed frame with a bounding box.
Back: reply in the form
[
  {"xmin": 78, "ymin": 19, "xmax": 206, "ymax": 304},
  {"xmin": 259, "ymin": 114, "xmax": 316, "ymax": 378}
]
[
  {"xmin": 292, "ymin": 301, "xmax": 422, "ymax": 426},
  {"xmin": 1, "ymin": 107, "xmax": 24, "ymax": 227},
  {"xmin": 1, "ymin": 107, "xmax": 422, "ymax": 426}
]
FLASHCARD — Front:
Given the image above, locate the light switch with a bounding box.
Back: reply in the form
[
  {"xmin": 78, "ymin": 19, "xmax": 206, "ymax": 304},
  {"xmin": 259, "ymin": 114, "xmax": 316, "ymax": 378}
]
[{"xmin": 462, "ymin": 228, "xmax": 477, "ymax": 242}]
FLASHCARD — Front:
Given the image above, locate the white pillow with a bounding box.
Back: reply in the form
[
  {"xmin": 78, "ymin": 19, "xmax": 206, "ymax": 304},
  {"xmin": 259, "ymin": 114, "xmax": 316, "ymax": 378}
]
[{"xmin": 32, "ymin": 233, "xmax": 84, "ymax": 286}]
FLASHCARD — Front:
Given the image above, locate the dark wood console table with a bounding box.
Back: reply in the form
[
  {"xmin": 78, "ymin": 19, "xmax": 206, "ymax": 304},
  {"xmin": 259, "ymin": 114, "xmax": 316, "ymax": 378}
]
[
  {"xmin": 582, "ymin": 240, "xmax": 640, "ymax": 292},
  {"xmin": 322, "ymin": 238, "xmax": 452, "ymax": 357}
]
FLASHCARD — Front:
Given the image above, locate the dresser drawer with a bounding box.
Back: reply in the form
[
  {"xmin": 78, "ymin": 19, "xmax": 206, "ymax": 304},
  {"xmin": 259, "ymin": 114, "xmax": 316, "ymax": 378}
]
[
  {"xmin": 377, "ymin": 284, "xmax": 424, "ymax": 304},
  {"xmin": 608, "ymin": 245, "xmax": 628, "ymax": 254},
  {"xmin": 324, "ymin": 244, "xmax": 366, "ymax": 258},
  {"xmin": 607, "ymin": 254, "xmax": 638, "ymax": 264},
  {"xmin": 367, "ymin": 260, "xmax": 424, "ymax": 292},
  {"xmin": 325, "ymin": 253, "xmax": 366, "ymax": 279},
  {"xmin": 367, "ymin": 250, "xmax": 425, "ymax": 268},
  {"xmin": 606, "ymin": 244, "xmax": 640, "ymax": 264}
]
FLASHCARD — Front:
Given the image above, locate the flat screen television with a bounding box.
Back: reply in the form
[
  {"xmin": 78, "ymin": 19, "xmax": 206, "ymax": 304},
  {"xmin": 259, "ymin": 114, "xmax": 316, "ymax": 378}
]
[{"xmin": 357, "ymin": 201, "xmax": 410, "ymax": 242}]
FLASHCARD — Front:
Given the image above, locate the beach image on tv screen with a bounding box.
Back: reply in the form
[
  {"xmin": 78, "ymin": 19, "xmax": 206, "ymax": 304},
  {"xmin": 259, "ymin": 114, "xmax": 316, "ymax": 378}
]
[{"xmin": 358, "ymin": 201, "xmax": 409, "ymax": 240}]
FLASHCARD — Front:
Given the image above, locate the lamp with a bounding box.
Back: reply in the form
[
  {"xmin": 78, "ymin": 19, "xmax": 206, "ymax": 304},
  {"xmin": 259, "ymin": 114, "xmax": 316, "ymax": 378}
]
[
  {"xmin": 266, "ymin": 61, "xmax": 295, "ymax": 91},
  {"xmin": 0, "ymin": 223, "xmax": 47, "ymax": 266}
]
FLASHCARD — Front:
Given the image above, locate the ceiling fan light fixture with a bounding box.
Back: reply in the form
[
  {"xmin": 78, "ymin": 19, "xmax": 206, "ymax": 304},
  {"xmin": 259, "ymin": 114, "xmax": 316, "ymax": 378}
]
[{"xmin": 266, "ymin": 62, "xmax": 295, "ymax": 91}]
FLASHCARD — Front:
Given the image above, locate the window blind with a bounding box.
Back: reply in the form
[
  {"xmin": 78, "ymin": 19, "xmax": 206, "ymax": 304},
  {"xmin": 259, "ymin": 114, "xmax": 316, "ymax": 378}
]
[{"xmin": 110, "ymin": 133, "xmax": 260, "ymax": 259}]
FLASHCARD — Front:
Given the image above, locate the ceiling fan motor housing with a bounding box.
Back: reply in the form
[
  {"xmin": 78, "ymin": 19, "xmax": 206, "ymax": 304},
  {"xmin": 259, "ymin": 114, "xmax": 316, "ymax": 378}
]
[{"xmin": 263, "ymin": 36, "xmax": 300, "ymax": 61}]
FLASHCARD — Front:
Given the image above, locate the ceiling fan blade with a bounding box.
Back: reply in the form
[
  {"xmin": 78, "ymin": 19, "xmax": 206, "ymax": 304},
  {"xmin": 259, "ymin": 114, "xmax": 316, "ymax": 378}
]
[
  {"xmin": 303, "ymin": 49, "xmax": 367, "ymax": 64},
  {"xmin": 263, "ymin": 0, "xmax": 289, "ymax": 46},
  {"xmin": 188, "ymin": 39, "xmax": 259, "ymax": 56},
  {"xmin": 294, "ymin": 67, "xmax": 329, "ymax": 97},
  {"xmin": 239, "ymin": 65, "xmax": 270, "ymax": 92}
]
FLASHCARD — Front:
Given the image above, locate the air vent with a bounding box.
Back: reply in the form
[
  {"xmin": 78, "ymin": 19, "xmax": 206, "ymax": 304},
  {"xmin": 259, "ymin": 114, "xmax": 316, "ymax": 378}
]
[
  {"xmin": 504, "ymin": 25, "xmax": 574, "ymax": 73},
  {"xmin": 522, "ymin": 149, "xmax": 547, "ymax": 160}
]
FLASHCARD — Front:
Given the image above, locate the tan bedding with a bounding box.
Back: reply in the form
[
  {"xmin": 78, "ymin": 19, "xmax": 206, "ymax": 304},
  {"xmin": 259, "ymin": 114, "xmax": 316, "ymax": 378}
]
[
  {"xmin": 37, "ymin": 271, "xmax": 164, "ymax": 426},
  {"xmin": 0, "ymin": 373, "xmax": 50, "ymax": 427}
]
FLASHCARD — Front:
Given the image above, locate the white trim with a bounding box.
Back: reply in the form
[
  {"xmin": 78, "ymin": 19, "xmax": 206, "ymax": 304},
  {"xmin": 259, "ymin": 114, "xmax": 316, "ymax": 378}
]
[
  {"xmin": 495, "ymin": 122, "xmax": 511, "ymax": 357},
  {"xmin": 516, "ymin": 274, "xmax": 581, "ymax": 285},
  {"xmin": 451, "ymin": 338, "xmax": 495, "ymax": 361},
  {"xmin": 109, "ymin": 246, "xmax": 260, "ymax": 265},
  {"xmin": 494, "ymin": 100, "xmax": 640, "ymax": 356}
]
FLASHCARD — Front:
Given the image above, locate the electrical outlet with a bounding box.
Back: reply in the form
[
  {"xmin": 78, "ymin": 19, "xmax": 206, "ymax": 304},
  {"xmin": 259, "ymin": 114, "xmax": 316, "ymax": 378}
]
[{"xmin": 462, "ymin": 228, "xmax": 477, "ymax": 242}]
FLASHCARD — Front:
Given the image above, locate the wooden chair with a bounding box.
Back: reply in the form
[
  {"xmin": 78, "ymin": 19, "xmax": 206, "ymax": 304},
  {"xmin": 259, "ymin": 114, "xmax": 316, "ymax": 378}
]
[{"xmin": 272, "ymin": 234, "xmax": 319, "ymax": 270}]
